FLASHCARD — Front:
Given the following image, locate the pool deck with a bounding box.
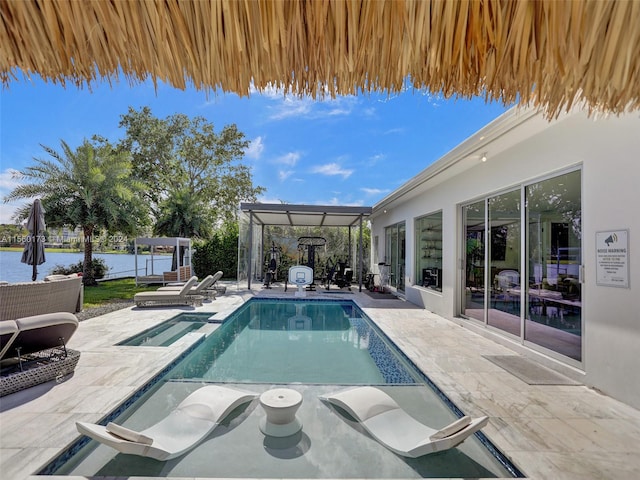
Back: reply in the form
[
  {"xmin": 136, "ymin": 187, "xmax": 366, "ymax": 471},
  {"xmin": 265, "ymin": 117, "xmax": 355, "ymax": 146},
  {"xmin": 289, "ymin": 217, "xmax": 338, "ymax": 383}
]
[{"xmin": 1, "ymin": 282, "xmax": 639, "ymax": 479}]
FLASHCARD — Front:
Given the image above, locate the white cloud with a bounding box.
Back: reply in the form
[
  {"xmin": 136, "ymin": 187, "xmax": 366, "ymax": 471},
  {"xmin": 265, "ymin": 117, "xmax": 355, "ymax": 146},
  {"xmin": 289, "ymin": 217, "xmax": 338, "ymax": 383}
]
[
  {"xmin": 256, "ymin": 195, "xmax": 285, "ymax": 204},
  {"xmin": 0, "ymin": 169, "xmax": 22, "ymax": 190},
  {"xmin": 0, "ymin": 169, "xmax": 25, "ymax": 224},
  {"xmin": 278, "ymin": 170, "xmax": 294, "ymax": 181},
  {"xmin": 369, "ymin": 153, "xmax": 385, "ymax": 164},
  {"xmin": 245, "ymin": 136, "xmax": 265, "ymax": 160},
  {"xmin": 361, "ymin": 187, "xmax": 390, "ymax": 196},
  {"xmin": 311, "ymin": 163, "xmax": 354, "ymax": 179},
  {"xmin": 274, "ymin": 152, "xmax": 301, "ymax": 167},
  {"xmin": 253, "ymin": 85, "xmax": 358, "ymax": 121},
  {"xmin": 269, "ymin": 96, "xmax": 313, "ymax": 120},
  {"xmin": 314, "ymin": 197, "xmax": 364, "ymax": 207}
]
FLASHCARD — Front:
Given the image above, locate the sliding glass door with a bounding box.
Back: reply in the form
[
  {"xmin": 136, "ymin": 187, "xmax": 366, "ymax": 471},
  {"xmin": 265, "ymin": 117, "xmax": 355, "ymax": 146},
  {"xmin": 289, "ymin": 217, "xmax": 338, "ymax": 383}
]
[
  {"xmin": 487, "ymin": 190, "xmax": 521, "ymax": 336},
  {"xmin": 525, "ymin": 170, "xmax": 582, "ymax": 360},
  {"xmin": 461, "ymin": 169, "xmax": 582, "ymax": 362}
]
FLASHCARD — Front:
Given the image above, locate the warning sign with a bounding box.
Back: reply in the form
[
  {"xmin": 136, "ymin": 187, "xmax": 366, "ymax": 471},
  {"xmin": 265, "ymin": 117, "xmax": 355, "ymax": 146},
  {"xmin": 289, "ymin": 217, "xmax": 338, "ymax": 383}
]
[{"xmin": 596, "ymin": 230, "xmax": 629, "ymax": 288}]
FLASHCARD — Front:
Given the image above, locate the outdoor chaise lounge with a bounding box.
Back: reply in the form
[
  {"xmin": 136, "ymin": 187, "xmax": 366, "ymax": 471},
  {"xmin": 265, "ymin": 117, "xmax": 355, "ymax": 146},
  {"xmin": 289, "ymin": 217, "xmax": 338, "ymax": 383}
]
[
  {"xmin": 0, "ymin": 312, "xmax": 81, "ymax": 396},
  {"xmin": 76, "ymin": 385, "xmax": 257, "ymax": 461},
  {"xmin": 320, "ymin": 386, "xmax": 489, "ymax": 457},
  {"xmin": 164, "ymin": 271, "xmax": 224, "ymax": 296},
  {"xmin": 134, "ymin": 276, "xmax": 203, "ymax": 308},
  {"xmin": 157, "ymin": 273, "xmax": 218, "ymax": 299}
]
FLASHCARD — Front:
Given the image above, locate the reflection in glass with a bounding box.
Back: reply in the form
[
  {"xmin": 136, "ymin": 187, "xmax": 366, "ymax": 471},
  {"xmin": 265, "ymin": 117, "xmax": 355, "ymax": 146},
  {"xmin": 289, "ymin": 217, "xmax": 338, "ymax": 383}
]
[
  {"xmin": 416, "ymin": 212, "xmax": 443, "ymax": 291},
  {"xmin": 385, "ymin": 222, "xmax": 406, "ymax": 292},
  {"xmin": 525, "ymin": 170, "xmax": 582, "ymax": 361},
  {"xmin": 487, "ymin": 190, "xmax": 521, "ymax": 336},
  {"xmin": 463, "ymin": 201, "xmax": 485, "ymax": 320}
]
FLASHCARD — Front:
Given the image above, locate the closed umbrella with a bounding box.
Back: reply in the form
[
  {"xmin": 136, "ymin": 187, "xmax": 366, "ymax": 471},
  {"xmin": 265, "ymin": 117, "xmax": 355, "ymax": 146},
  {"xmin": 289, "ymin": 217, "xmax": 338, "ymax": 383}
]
[{"xmin": 21, "ymin": 199, "xmax": 46, "ymax": 281}]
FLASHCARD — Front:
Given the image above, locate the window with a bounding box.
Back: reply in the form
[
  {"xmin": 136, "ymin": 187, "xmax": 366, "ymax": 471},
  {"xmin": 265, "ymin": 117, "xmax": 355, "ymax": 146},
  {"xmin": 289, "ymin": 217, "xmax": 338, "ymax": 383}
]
[{"xmin": 415, "ymin": 212, "xmax": 442, "ymax": 291}]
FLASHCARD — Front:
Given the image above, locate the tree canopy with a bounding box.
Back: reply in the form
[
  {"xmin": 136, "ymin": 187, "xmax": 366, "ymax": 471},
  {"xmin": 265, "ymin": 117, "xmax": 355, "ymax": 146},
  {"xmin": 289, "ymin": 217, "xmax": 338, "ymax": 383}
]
[
  {"xmin": 4, "ymin": 138, "xmax": 147, "ymax": 284},
  {"xmin": 119, "ymin": 106, "xmax": 265, "ymax": 235}
]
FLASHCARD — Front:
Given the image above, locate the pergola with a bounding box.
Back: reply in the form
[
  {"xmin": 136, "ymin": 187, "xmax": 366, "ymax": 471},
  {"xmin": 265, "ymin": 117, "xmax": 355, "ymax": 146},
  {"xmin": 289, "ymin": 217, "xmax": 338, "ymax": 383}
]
[
  {"xmin": 133, "ymin": 237, "xmax": 192, "ymax": 285},
  {"xmin": 1, "ymin": 1, "xmax": 639, "ymax": 119},
  {"xmin": 239, "ymin": 203, "xmax": 372, "ymax": 291}
]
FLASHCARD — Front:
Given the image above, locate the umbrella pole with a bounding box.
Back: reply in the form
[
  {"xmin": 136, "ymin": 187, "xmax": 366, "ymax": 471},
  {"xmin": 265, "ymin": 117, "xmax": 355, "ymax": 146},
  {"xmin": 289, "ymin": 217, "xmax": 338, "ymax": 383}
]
[{"xmin": 32, "ymin": 211, "xmax": 38, "ymax": 281}]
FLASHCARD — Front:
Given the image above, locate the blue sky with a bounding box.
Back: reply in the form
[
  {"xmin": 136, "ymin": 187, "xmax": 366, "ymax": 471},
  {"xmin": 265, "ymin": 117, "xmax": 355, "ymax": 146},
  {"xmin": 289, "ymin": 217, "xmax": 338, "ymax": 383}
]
[{"xmin": 0, "ymin": 75, "xmax": 510, "ymax": 224}]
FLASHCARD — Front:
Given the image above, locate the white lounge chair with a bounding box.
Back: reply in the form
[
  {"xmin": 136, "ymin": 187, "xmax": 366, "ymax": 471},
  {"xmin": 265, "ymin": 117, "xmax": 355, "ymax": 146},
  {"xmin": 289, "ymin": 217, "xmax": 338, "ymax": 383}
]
[
  {"xmin": 158, "ymin": 274, "xmax": 216, "ymax": 299},
  {"xmin": 76, "ymin": 385, "xmax": 257, "ymax": 461},
  {"xmin": 320, "ymin": 386, "xmax": 489, "ymax": 457},
  {"xmin": 134, "ymin": 276, "xmax": 203, "ymax": 307}
]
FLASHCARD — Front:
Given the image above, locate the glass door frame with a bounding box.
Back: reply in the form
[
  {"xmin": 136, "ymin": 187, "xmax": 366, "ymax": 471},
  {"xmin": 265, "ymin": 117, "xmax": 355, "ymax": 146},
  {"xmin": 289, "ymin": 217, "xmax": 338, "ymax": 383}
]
[{"xmin": 385, "ymin": 221, "xmax": 406, "ymax": 293}]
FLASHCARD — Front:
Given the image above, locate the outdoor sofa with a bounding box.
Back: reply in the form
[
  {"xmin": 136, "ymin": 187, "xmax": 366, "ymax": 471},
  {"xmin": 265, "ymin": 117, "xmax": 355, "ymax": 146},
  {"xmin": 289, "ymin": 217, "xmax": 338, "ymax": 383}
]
[
  {"xmin": 0, "ymin": 274, "xmax": 83, "ymax": 319},
  {"xmin": 0, "ymin": 274, "xmax": 83, "ymax": 396}
]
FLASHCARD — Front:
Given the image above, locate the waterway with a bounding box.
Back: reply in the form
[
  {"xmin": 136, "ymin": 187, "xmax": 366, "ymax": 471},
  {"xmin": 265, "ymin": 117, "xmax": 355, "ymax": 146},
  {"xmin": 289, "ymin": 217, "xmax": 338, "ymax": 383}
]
[{"xmin": 0, "ymin": 250, "xmax": 173, "ymax": 283}]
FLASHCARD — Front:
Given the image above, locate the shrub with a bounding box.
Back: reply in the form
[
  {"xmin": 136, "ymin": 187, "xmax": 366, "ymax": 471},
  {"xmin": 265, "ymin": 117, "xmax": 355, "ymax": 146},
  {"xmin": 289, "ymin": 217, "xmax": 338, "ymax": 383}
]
[
  {"xmin": 192, "ymin": 225, "xmax": 238, "ymax": 279},
  {"xmin": 50, "ymin": 258, "xmax": 109, "ymax": 279}
]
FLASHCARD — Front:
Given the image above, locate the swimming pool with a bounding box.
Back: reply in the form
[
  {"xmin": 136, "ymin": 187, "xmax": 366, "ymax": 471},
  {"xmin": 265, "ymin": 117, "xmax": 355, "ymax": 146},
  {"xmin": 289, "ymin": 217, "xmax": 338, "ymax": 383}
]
[
  {"xmin": 43, "ymin": 298, "xmax": 521, "ymax": 478},
  {"xmin": 117, "ymin": 312, "xmax": 215, "ymax": 347}
]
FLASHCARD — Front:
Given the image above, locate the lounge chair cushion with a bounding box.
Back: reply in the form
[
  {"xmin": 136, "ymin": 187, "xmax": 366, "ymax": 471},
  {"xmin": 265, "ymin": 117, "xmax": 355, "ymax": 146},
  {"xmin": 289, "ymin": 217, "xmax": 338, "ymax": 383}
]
[
  {"xmin": 106, "ymin": 423, "xmax": 153, "ymax": 445},
  {"xmin": 6, "ymin": 312, "xmax": 78, "ymax": 358},
  {"xmin": 134, "ymin": 277, "xmax": 201, "ymax": 306},
  {"xmin": 157, "ymin": 274, "xmax": 215, "ymax": 294},
  {"xmin": 430, "ymin": 415, "xmax": 472, "ymax": 439}
]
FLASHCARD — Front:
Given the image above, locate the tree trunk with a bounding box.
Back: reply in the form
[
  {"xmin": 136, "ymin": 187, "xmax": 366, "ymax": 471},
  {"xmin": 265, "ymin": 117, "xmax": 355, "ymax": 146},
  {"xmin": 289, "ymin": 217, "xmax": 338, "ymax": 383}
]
[{"xmin": 83, "ymin": 225, "xmax": 97, "ymax": 286}]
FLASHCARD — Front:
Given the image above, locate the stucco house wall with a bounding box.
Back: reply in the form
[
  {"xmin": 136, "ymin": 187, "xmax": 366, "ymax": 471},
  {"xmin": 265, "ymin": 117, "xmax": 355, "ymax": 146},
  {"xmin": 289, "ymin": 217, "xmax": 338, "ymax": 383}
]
[{"xmin": 370, "ymin": 107, "xmax": 640, "ymax": 409}]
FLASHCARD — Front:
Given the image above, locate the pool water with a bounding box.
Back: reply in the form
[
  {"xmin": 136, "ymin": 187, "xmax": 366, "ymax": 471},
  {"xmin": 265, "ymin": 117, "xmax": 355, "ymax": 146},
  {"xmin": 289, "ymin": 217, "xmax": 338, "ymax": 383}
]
[
  {"xmin": 116, "ymin": 312, "xmax": 215, "ymax": 347},
  {"xmin": 168, "ymin": 300, "xmax": 419, "ymax": 384},
  {"xmin": 43, "ymin": 299, "xmax": 521, "ymax": 479}
]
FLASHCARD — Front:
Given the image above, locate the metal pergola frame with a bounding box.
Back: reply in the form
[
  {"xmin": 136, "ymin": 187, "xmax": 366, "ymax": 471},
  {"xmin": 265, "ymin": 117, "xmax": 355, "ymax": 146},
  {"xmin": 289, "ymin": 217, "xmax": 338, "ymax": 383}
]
[{"xmin": 240, "ymin": 203, "xmax": 372, "ymax": 291}]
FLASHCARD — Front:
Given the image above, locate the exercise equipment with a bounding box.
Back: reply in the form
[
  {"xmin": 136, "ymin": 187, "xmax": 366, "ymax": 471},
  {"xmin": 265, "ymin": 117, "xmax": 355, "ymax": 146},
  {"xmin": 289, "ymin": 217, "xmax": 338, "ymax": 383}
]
[
  {"xmin": 263, "ymin": 242, "xmax": 281, "ymax": 289},
  {"xmin": 325, "ymin": 257, "xmax": 353, "ymax": 290},
  {"xmin": 297, "ymin": 236, "xmax": 326, "ymax": 290}
]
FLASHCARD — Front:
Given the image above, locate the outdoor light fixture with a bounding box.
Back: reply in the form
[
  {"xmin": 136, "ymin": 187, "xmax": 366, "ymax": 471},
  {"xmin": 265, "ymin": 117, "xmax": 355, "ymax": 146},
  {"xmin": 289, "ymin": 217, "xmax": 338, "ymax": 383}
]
[{"xmin": 481, "ymin": 153, "xmax": 488, "ymax": 162}]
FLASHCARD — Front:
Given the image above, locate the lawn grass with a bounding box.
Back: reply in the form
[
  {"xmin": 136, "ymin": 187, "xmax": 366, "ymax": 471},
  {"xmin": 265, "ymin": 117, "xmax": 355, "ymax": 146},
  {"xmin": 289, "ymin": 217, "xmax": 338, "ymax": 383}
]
[{"xmin": 82, "ymin": 278, "xmax": 157, "ymax": 308}]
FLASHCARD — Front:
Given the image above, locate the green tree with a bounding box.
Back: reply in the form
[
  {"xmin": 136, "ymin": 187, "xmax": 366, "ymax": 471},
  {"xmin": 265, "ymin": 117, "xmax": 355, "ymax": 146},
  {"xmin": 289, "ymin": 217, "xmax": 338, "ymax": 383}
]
[
  {"xmin": 119, "ymin": 106, "xmax": 265, "ymax": 232},
  {"xmin": 154, "ymin": 188, "xmax": 212, "ymax": 238},
  {"xmin": 155, "ymin": 188, "xmax": 213, "ymax": 270},
  {"xmin": 4, "ymin": 138, "xmax": 148, "ymax": 285}
]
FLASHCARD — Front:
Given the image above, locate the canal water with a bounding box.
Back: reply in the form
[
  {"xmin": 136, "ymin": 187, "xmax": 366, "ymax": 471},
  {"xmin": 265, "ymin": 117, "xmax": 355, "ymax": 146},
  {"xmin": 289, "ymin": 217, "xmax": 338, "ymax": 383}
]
[{"xmin": 0, "ymin": 250, "xmax": 173, "ymax": 283}]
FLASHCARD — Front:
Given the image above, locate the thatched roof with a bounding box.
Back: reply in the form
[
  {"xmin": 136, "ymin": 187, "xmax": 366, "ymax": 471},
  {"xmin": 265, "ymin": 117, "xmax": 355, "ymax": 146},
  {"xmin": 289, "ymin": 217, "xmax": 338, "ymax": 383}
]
[{"xmin": 1, "ymin": 0, "xmax": 639, "ymax": 117}]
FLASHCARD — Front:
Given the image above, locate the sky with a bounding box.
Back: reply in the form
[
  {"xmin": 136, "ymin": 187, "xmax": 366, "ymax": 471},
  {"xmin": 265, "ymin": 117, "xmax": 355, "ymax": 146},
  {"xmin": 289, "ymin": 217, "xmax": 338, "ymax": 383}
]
[{"xmin": 0, "ymin": 74, "xmax": 511, "ymax": 224}]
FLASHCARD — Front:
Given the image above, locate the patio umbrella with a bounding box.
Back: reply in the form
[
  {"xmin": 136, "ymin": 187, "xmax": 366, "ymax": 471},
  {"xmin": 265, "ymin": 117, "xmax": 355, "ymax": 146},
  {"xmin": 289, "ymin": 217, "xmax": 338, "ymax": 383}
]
[{"xmin": 21, "ymin": 199, "xmax": 46, "ymax": 281}]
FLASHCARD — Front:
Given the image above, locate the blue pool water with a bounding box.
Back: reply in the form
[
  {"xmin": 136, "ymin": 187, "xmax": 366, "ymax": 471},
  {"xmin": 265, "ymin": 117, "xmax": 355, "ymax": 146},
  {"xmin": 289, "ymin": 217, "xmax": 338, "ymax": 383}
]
[
  {"xmin": 116, "ymin": 312, "xmax": 215, "ymax": 347},
  {"xmin": 44, "ymin": 298, "xmax": 521, "ymax": 478},
  {"xmin": 168, "ymin": 300, "xmax": 419, "ymax": 384}
]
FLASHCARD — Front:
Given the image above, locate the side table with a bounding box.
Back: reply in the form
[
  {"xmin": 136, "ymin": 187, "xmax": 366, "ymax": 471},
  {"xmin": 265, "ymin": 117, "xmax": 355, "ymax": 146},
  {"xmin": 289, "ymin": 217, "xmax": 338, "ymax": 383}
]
[{"xmin": 259, "ymin": 388, "xmax": 303, "ymax": 437}]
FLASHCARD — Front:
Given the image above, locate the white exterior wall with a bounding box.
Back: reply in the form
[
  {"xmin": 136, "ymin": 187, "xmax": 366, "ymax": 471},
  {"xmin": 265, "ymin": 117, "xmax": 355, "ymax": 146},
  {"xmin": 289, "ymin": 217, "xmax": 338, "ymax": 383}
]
[{"xmin": 370, "ymin": 108, "xmax": 640, "ymax": 409}]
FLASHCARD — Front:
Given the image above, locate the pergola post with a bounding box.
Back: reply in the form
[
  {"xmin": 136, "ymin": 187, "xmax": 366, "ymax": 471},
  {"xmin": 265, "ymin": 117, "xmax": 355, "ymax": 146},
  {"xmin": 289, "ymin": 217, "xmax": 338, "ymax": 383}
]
[
  {"xmin": 247, "ymin": 212, "xmax": 254, "ymax": 289},
  {"xmin": 358, "ymin": 215, "xmax": 364, "ymax": 292}
]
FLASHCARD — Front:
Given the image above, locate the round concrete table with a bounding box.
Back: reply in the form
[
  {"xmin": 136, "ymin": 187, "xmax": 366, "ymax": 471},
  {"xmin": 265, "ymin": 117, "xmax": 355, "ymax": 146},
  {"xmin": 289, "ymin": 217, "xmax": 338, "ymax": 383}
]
[{"xmin": 259, "ymin": 388, "xmax": 303, "ymax": 437}]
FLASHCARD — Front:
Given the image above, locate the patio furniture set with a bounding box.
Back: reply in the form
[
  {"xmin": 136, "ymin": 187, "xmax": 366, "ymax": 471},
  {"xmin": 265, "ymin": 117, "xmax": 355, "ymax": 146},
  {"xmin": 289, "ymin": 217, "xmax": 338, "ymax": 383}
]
[{"xmin": 0, "ymin": 274, "xmax": 83, "ymax": 397}]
